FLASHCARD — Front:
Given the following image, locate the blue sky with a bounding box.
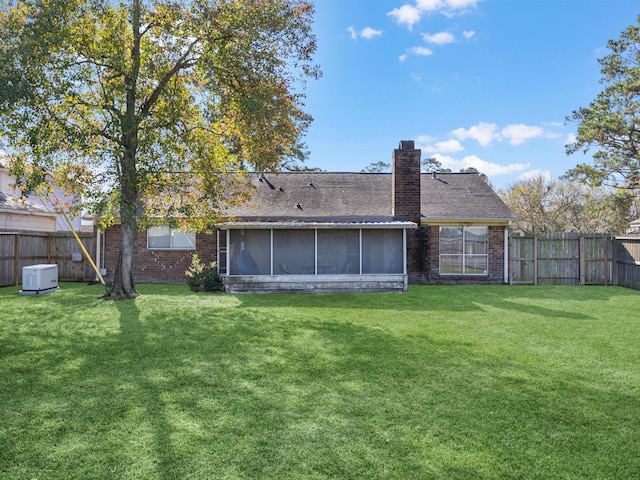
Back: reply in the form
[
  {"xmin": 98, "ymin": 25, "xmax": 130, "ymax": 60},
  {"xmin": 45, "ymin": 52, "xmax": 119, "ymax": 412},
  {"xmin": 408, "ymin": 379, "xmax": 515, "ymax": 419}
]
[{"xmin": 300, "ymin": 0, "xmax": 640, "ymax": 190}]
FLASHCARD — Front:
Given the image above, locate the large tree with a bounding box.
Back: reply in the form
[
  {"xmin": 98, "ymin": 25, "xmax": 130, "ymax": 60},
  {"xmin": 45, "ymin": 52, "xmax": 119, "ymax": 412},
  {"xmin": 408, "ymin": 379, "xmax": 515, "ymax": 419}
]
[
  {"xmin": 499, "ymin": 174, "xmax": 635, "ymax": 234},
  {"xmin": 566, "ymin": 15, "xmax": 640, "ymax": 192},
  {"xmin": 0, "ymin": 0, "xmax": 319, "ymax": 299}
]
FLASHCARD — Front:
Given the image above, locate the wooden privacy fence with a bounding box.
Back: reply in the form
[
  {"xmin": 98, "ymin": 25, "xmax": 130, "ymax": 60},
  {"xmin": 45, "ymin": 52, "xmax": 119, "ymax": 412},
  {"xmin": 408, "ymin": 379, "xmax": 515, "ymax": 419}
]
[
  {"xmin": 0, "ymin": 231, "xmax": 96, "ymax": 287},
  {"xmin": 509, "ymin": 232, "xmax": 640, "ymax": 289},
  {"xmin": 615, "ymin": 237, "xmax": 640, "ymax": 290}
]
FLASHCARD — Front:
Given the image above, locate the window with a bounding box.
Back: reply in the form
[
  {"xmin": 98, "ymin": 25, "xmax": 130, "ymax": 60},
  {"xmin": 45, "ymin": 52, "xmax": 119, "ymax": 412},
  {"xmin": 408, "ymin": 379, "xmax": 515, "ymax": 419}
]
[
  {"xmin": 147, "ymin": 226, "xmax": 196, "ymax": 250},
  {"xmin": 439, "ymin": 226, "xmax": 488, "ymax": 275}
]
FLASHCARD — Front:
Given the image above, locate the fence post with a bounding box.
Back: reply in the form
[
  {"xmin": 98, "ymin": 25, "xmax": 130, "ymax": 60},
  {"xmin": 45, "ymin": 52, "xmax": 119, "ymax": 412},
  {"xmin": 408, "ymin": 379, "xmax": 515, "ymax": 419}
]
[
  {"xmin": 579, "ymin": 235, "xmax": 585, "ymax": 285},
  {"xmin": 602, "ymin": 236, "xmax": 608, "ymax": 286},
  {"xmin": 612, "ymin": 238, "xmax": 619, "ymax": 286},
  {"xmin": 533, "ymin": 236, "xmax": 538, "ymax": 285},
  {"xmin": 13, "ymin": 234, "xmax": 19, "ymax": 286}
]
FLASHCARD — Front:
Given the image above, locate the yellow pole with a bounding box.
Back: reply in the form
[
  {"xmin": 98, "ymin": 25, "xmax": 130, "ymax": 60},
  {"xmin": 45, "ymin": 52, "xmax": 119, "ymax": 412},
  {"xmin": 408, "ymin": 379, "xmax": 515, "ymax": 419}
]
[{"xmin": 59, "ymin": 208, "xmax": 108, "ymax": 290}]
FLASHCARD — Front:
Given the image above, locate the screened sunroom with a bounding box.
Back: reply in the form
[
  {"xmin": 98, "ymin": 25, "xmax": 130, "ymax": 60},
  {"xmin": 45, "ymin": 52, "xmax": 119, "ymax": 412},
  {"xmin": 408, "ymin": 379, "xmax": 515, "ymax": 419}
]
[{"xmin": 218, "ymin": 222, "xmax": 416, "ymax": 293}]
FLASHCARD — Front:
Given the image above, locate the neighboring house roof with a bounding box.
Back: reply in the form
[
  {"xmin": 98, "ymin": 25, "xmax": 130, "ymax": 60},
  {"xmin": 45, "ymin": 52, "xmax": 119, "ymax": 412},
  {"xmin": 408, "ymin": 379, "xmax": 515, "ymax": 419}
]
[
  {"xmin": 0, "ymin": 191, "xmax": 58, "ymax": 232},
  {"xmin": 0, "ymin": 191, "xmax": 56, "ymax": 217},
  {"xmin": 630, "ymin": 218, "xmax": 640, "ymax": 226},
  {"xmin": 225, "ymin": 171, "xmax": 516, "ymax": 224}
]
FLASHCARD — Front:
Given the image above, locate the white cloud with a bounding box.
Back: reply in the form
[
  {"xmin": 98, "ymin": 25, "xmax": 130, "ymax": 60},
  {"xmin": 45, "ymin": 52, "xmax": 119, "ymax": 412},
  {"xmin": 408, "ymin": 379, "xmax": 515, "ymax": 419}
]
[
  {"xmin": 412, "ymin": 46, "xmax": 434, "ymax": 56},
  {"xmin": 361, "ymin": 27, "xmax": 383, "ymax": 39},
  {"xmin": 399, "ymin": 45, "xmax": 434, "ymax": 62},
  {"xmin": 348, "ymin": 26, "xmax": 383, "ymax": 40},
  {"xmin": 434, "ymin": 153, "xmax": 530, "ymax": 176},
  {"xmin": 388, "ymin": 0, "xmax": 480, "ymax": 28},
  {"xmin": 451, "ymin": 122, "xmax": 500, "ymax": 146},
  {"xmin": 422, "ymin": 139, "xmax": 465, "ymax": 153},
  {"xmin": 416, "ymin": 0, "xmax": 443, "ymax": 11},
  {"xmin": 445, "ymin": 0, "xmax": 480, "ymax": 9},
  {"xmin": 421, "ymin": 31, "xmax": 455, "ymax": 44},
  {"xmin": 415, "ymin": 135, "xmax": 437, "ymax": 147},
  {"xmin": 501, "ymin": 124, "xmax": 544, "ymax": 145},
  {"xmin": 564, "ymin": 133, "xmax": 577, "ymax": 145},
  {"xmin": 463, "ymin": 30, "xmax": 475, "ymax": 39},
  {"xmin": 450, "ymin": 122, "xmax": 545, "ymax": 147},
  {"xmin": 518, "ymin": 169, "xmax": 553, "ymax": 182},
  {"xmin": 387, "ymin": 4, "xmax": 422, "ymax": 30}
]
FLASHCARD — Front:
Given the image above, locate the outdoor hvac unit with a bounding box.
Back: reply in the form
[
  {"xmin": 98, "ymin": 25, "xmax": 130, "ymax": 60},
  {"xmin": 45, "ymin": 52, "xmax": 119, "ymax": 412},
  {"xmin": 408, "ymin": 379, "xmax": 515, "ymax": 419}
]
[{"xmin": 20, "ymin": 264, "xmax": 59, "ymax": 295}]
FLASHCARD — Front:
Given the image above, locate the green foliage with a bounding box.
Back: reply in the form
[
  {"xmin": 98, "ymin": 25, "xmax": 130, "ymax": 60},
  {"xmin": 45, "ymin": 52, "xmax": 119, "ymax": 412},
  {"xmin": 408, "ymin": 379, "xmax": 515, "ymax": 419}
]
[
  {"xmin": 566, "ymin": 15, "xmax": 640, "ymax": 192},
  {"xmin": 422, "ymin": 156, "xmax": 446, "ymax": 172},
  {"xmin": 184, "ymin": 253, "xmax": 223, "ymax": 292},
  {"xmin": 0, "ymin": 0, "xmax": 319, "ymax": 298},
  {"xmin": 361, "ymin": 161, "xmax": 390, "ymax": 173}
]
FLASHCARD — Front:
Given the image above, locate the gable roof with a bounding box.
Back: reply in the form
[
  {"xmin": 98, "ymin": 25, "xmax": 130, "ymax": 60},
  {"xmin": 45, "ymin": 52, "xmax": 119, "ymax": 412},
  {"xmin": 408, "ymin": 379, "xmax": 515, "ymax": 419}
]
[
  {"xmin": 421, "ymin": 173, "xmax": 515, "ymax": 223},
  {"xmin": 225, "ymin": 171, "xmax": 515, "ymax": 225}
]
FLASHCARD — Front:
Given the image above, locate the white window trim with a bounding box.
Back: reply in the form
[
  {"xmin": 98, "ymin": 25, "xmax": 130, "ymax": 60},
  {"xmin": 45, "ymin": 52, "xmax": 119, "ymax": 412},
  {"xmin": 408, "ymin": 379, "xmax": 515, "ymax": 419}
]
[
  {"xmin": 147, "ymin": 226, "xmax": 196, "ymax": 250},
  {"xmin": 439, "ymin": 226, "xmax": 489, "ymax": 276}
]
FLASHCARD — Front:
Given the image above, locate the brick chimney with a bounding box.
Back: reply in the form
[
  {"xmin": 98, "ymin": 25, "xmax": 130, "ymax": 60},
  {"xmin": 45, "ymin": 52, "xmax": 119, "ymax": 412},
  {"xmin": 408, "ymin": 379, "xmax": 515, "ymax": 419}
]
[{"xmin": 392, "ymin": 140, "xmax": 421, "ymax": 223}]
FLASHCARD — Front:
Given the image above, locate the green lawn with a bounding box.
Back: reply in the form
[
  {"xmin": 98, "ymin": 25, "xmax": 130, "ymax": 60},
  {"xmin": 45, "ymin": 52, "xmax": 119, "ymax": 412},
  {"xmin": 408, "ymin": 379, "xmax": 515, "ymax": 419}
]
[{"xmin": 1, "ymin": 283, "xmax": 639, "ymax": 479}]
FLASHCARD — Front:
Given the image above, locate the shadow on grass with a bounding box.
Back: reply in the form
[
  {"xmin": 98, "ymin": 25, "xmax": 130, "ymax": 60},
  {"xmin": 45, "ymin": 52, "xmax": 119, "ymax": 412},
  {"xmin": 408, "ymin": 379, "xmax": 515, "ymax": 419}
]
[
  {"xmin": 232, "ymin": 283, "xmax": 640, "ymax": 321},
  {"xmin": 17, "ymin": 280, "xmax": 635, "ymax": 322},
  {"xmin": 1, "ymin": 285, "xmax": 639, "ymax": 478}
]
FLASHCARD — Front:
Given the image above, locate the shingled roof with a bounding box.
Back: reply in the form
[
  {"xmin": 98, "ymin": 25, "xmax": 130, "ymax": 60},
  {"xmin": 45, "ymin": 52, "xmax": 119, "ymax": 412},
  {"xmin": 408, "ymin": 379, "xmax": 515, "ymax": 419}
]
[
  {"xmin": 227, "ymin": 172, "xmax": 392, "ymax": 223},
  {"xmin": 421, "ymin": 172, "xmax": 515, "ymax": 222},
  {"xmin": 225, "ymin": 171, "xmax": 515, "ymax": 224},
  {"xmin": 0, "ymin": 191, "xmax": 56, "ymax": 216}
]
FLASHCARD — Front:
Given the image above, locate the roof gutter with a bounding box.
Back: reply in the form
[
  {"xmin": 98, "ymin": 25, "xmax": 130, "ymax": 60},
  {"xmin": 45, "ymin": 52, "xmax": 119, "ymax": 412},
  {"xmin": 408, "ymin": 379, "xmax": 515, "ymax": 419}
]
[
  {"xmin": 421, "ymin": 218, "xmax": 515, "ymax": 226},
  {"xmin": 221, "ymin": 220, "xmax": 418, "ymax": 230}
]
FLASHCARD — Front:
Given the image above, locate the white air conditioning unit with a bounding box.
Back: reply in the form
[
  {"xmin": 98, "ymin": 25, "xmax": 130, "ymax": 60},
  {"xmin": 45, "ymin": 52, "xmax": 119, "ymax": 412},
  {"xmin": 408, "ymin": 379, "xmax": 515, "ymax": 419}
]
[{"xmin": 20, "ymin": 264, "xmax": 59, "ymax": 295}]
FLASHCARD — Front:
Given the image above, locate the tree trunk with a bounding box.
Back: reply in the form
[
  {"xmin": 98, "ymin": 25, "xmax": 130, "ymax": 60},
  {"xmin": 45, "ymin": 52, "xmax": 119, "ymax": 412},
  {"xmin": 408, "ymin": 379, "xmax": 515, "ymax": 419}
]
[
  {"xmin": 109, "ymin": 218, "xmax": 139, "ymax": 299},
  {"xmin": 107, "ymin": 0, "xmax": 141, "ymax": 301}
]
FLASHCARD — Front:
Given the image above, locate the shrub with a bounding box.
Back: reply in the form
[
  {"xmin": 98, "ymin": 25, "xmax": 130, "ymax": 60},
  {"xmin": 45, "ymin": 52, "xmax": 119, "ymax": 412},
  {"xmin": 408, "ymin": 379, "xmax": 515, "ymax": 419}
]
[{"xmin": 185, "ymin": 254, "xmax": 223, "ymax": 292}]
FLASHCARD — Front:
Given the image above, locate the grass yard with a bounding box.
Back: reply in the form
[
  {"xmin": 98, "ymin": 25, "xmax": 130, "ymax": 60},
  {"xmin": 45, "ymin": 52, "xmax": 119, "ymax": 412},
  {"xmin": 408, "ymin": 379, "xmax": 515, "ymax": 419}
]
[{"xmin": 0, "ymin": 283, "xmax": 639, "ymax": 479}]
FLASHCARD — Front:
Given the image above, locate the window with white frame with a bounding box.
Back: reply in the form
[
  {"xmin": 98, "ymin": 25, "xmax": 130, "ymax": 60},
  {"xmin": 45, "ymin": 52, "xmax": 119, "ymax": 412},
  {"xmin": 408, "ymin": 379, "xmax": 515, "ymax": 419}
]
[
  {"xmin": 147, "ymin": 226, "xmax": 196, "ymax": 250},
  {"xmin": 439, "ymin": 226, "xmax": 488, "ymax": 275}
]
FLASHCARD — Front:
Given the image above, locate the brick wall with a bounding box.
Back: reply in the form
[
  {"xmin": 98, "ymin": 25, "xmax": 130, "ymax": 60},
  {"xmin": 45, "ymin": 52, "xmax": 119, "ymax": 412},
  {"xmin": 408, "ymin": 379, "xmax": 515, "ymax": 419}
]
[
  {"xmin": 407, "ymin": 225, "xmax": 430, "ymax": 284},
  {"xmin": 103, "ymin": 224, "xmax": 218, "ymax": 284},
  {"xmin": 392, "ymin": 140, "xmax": 421, "ymax": 223},
  {"xmin": 488, "ymin": 226, "xmax": 506, "ymax": 282},
  {"xmin": 426, "ymin": 225, "xmax": 506, "ymax": 284},
  {"xmin": 392, "ymin": 141, "xmax": 429, "ymax": 283}
]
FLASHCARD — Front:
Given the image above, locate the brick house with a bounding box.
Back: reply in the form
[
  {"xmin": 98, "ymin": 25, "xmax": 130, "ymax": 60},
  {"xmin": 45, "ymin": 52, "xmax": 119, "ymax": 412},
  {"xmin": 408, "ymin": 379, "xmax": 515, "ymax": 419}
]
[{"xmin": 99, "ymin": 140, "xmax": 516, "ymax": 292}]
